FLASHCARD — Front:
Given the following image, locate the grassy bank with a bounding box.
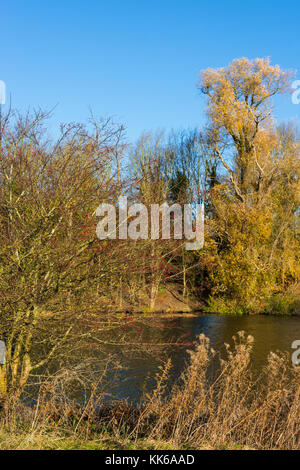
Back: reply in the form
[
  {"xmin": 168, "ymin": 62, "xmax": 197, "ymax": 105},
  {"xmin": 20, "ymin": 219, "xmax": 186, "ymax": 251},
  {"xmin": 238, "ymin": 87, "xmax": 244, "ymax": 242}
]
[
  {"xmin": 202, "ymin": 290, "xmax": 300, "ymax": 316},
  {"xmin": 0, "ymin": 431, "xmax": 252, "ymax": 450}
]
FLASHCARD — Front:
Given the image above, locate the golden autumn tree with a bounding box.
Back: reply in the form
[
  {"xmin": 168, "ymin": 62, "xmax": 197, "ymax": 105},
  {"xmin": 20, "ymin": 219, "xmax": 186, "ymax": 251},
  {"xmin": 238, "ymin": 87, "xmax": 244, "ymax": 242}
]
[{"xmin": 199, "ymin": 58, "xmax": 300, "ymax": 312}]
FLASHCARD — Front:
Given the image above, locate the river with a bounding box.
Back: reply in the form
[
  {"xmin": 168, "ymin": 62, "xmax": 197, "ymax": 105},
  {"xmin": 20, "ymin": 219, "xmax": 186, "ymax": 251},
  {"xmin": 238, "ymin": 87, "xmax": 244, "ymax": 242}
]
[{"xmin": 103, "ymin": 314, "xmax": 300, "ymax": 402}]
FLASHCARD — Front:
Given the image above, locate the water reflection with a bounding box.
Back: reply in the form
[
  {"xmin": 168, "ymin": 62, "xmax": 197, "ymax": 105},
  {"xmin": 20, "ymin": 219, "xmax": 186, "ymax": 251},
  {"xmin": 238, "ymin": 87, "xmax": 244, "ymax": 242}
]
[{"xmin": 106, "ymin": 315, "xmax": 300, "ymax": 402}]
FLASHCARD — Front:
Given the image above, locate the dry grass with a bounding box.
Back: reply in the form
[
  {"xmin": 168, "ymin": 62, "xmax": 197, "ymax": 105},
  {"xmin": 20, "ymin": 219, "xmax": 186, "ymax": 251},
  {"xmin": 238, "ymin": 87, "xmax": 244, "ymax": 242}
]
[
  {"xmin": 0, "ymin": 331, "xmax": 299, "ymax": 450},
  {"xmin": 135, "ymin": 332, "xmax": 300, "ymax": 449}
]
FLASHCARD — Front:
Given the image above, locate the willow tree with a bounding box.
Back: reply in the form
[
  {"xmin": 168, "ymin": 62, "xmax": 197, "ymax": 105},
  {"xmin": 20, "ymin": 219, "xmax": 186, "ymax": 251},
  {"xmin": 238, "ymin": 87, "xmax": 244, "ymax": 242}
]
[{"xmin": 199, "ymin": 58, "xmax": 299, "ymax": 310}]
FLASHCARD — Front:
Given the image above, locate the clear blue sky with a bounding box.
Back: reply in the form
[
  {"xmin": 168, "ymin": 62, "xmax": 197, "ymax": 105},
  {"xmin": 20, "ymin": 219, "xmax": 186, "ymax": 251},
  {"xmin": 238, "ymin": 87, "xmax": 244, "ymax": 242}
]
[{"xmin": 1, "ymin": 0, "xmax": 300, "ymax": 142}]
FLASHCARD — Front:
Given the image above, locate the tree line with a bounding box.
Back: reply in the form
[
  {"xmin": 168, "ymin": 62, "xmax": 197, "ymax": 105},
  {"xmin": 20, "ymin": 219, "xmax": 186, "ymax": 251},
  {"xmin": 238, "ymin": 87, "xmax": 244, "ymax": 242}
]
[{"xmin": 0, "ymin": 57, "xmax": 299, "ymax": 400}]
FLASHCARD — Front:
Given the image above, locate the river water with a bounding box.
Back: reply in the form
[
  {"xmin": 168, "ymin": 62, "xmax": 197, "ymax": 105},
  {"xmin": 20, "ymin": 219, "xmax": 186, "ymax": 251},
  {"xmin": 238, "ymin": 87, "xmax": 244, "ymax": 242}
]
[{"xmin": 104, "ymin": 314, "xmax": 300, "ymax": 402}]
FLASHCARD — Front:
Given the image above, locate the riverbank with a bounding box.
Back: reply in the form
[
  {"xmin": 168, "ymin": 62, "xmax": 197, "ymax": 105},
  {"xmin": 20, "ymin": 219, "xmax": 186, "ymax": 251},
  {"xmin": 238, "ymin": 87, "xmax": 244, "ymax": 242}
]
[
  {"xmin": 0, "ymin": 431, "xmax": 251, "ymax": 450},
  {"xmin": 111, "ymin": 283, "xmax": 300, "ymax": 316}
]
